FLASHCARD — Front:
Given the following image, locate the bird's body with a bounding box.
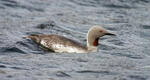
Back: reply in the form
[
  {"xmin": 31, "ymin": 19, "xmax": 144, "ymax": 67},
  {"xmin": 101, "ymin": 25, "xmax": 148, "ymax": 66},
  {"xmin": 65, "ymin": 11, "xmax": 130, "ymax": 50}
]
[
  {"xmin": 28, "ymin": 34, "xmax": 88, "ymax": 53},
  {"xmin": 28, "ymin": 26, "xmax": 114, "ymax": 53}
]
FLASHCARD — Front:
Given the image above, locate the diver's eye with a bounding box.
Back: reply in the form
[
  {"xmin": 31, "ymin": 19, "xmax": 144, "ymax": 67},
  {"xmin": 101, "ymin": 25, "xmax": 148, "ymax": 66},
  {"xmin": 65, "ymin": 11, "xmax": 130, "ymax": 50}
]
[{"xmin": 99, "ymin": 30, "xmax": 103, "ymax": 32}]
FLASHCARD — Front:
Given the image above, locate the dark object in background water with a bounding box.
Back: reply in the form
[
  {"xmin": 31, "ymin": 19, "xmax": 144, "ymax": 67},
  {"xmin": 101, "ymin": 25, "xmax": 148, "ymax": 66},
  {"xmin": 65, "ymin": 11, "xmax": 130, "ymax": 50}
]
[{"xmin": 36, "ymin": 21, "xmax": 56, "ymax": 29}]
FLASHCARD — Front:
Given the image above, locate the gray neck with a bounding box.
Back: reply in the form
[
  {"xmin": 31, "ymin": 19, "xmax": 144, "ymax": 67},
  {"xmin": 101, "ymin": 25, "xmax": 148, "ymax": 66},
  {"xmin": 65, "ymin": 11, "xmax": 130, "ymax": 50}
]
[{"xmin": 86, "ymin": 31, "xmax": 98, "ymax": 52}]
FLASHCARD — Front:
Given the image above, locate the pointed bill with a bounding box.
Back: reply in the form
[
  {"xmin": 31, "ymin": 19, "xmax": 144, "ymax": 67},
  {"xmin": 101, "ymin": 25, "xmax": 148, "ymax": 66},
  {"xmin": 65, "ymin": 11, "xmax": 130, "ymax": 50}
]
[{"xmin": 105, "ymin": 32, "xmax": 116, "ymax": 36}]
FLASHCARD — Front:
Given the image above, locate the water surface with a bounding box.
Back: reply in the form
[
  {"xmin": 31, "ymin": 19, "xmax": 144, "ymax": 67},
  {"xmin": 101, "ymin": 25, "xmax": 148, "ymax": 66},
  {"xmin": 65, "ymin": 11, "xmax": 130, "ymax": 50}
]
[{"xmin": 0, "ymin": 0, "xmax": 150, "ymax": 80}]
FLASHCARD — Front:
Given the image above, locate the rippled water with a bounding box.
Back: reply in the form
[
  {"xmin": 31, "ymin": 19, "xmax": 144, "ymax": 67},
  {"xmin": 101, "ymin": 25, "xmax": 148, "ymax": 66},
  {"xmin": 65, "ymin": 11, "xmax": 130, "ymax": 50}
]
[{"xmin": 0, "ymin": 0, "xmax": 150, "ymax": 80}]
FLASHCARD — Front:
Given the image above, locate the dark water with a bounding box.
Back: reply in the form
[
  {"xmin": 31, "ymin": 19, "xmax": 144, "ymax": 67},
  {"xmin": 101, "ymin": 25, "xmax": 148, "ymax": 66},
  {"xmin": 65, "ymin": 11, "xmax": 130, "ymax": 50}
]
[{"xmin": 0, "ymin": 0, "xmax": 150, "ymax": 80}]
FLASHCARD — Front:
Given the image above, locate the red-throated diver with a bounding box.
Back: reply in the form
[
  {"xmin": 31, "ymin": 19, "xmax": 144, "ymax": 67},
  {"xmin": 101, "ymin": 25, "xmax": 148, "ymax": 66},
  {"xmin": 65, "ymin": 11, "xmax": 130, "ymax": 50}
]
[{"xmin": 28, "ymin": 25, "xmax": 115, "ymax": 53}]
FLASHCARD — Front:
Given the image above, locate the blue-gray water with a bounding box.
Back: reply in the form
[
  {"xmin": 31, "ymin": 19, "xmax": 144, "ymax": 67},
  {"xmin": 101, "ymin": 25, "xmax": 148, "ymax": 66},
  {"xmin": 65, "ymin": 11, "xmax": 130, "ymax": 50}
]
[{"xmin": 0, "ymin": 0, "xmax": 150, "ymax": 80}]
